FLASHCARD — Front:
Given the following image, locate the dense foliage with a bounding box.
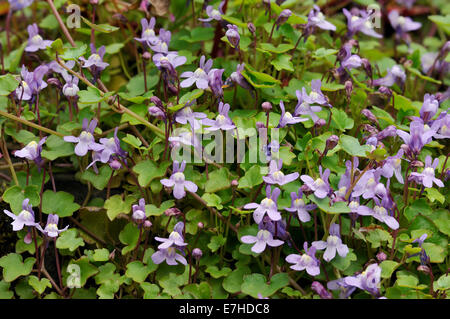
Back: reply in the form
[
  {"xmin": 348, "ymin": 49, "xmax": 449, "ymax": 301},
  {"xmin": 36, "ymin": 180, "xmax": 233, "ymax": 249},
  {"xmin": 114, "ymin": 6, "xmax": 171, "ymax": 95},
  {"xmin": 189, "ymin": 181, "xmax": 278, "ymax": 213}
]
[{"xmin": 0, "ymin": 0, "xmax": 449, "ymax": 299}]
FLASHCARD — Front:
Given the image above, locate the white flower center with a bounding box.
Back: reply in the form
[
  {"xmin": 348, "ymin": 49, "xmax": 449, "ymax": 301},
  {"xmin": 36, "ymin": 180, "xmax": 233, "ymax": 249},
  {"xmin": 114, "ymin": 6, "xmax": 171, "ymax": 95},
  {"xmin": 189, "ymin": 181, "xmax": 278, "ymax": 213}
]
[
  {"xmin": 309, "ymin": 91, "xmax": 319, "ymax": 100},
  {"xmin": 374, "ymin": 206, "xmax": 387, "ymax": 216},
  {"xmin": 144, "ymin": 28, "xmax": 155, "ymax": 37},
  {"xmin": 398, "ymin": 16, "xmax": 406, "ymax": 25},
  {"xmin": 46, "ymin": 223, "xmax": 58, "ymax": 232},
  {"xmin": 194, "ymin": 68, "xmax": 205, "ymax": 77},
  {"xmin": 272, "ymin": 170, "xmax": 285, "ymax": 182},
  {"xmin": 327, "ymin": 235, "xmax": 339, "ymax": 246},
  {"xmin": 257, "ymin": 230, "xmax": 271, "ymax": 241},
  {"xmin": 216, "ymin": 114, "xmax": 226, "ymax": 125},
  {"xmin": 394, "ymin": 158, "xmax": 401, "ymax": 168},
  {"xmin": 284, "ymin": 112, "xmax": 293, "ymax": 120},
  {"xmin": 90, "ymin": 54, "xmax": 101, "ymax": 62},
  {"xmin": 211, "ymin": 9, "xmax": 220, "ymax": 17},
  {"xmin": 314, "ymin": 178, "xmax": 325, "ymax": 187},
  {"xmin": 31, "ymin": 34, "xmax": 43, "ymax": 44},
  {"xmin": 79, "ymin": 131, "xmax": 93, "ymax": 143},
  {"xmin": 349, "ymin": 201, "xmax": 359, "ymax": 210},
  {"xmin": 424, "ymin": 167, "xmax": 434, "ymax": 175},
  {"xmin": 367, "ymin": 178, "xmax": 376, "ymax": 187},
  {"xmin": 173, "ymin": 172, "xmax": 185, "ymax": 183},
  {"xmin": 294, "ymin": 198, "xmax": 305, "ymax": 208}
]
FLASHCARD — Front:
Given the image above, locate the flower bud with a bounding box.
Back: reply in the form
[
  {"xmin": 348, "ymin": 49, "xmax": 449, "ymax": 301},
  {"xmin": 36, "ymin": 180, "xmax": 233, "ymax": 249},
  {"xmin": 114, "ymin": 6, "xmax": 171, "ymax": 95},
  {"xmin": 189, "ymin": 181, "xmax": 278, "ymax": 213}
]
[
  {"xmin": 164, "ymin": 207, "xmax": 182, "ymax": 217},
  {"xmin": 315, "ymin": 118, "xmax": 326, "ymax": 127},
  {"xmin": 262, "ymin": 101, "xmax": 272, "ymax": 112},
  {"xmin": 150, "ymin": 96, "xmax": 163, "ymax": 109},
  {"xmin": 325, "ymin": 135, "xmax": 339, "ymax": 151},
  {"xmin": 311, "ymin": 281, "xmax": 332, "ymax": 299},
  {"xmin": 148, "ymin": 106, "xmax": 166, "ymax": 119},
  {"xmin": 225, "ymin": 24, "xmax": 240, "ymax": 48},
  {"xmin": 143, "ymin": 220, "xmax": 152, "ymax": 229},
  {"xmin": 361, "ymin": 58, "xmax": 372, "ymax": 79},
  {"xmin": 109, "ymin": 249, "xmax": 116, "ymax": 260},
  {"xmin": 255, "ymin": 121, "xmax": 266, "ymax": 129},
  {"xmin": 376, "ymin": 251, "xmax": 387, "ymax": 261},
  {"xmin": 247, "ymin": 22, "xmax": 256, "ymax": 35},
  {"xmin": 417, "ymin": 265, "xmax": 430, "ymax": 274},
  {"xmin": 112, "ymin": 13, "xmax": 128, "ymax": 24},
  {"xmin": 411, "ymin": 160, "xmax": 424, "ymax": 167},
  {"xmin": 24, "ymin": 231, "xmax": 32, "ymax": 245},
  {"xmin": 378, "ymin": 86, "xmax": 392, "ymax": 97},
  {"xmin": 142, "ymin": 51, "xmax": 151, "ymax": 61},
  {"xmin": 361, "ymin": 109, "xmax": 379, "ymax": 125},
  {"xmin": 47, "ymin": 77, "xmax": 62, "ymax": 88},
  {"xmin": 376, "ymin": 125, "xmax": 396, "ymax": 140},
  {"xmin": 109, "ymin": 159, "xmax": 122, "ymax": 170},
  {"xmin": 192, "ymin": 248, "xmax": 203, "ymax": 260},
  {"xmin": 197, "ymin": 222, "xmax": 204, "ymax": 229},
  {"xmin": 231, "ymin": 179, "xmax": 238, "ymax": 187},
  {"xmin": 345, "ymin": 80, "xmax": 353, "ymax": 100},
  {"xmin": 275, "ymin": 9, "xmax": 292, "ymax": 29}
]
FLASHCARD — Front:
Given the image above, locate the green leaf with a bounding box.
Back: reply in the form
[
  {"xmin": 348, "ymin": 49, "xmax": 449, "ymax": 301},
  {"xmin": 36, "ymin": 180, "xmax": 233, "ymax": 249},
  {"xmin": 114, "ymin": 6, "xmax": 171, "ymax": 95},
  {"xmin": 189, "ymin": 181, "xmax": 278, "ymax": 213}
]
[
  {"xmin": 238, "ymin": 165, "xmax": 263, "ymax": 189},
  {"xmin": 81, "ymin": 165, "xmax": 113, "ymax": 190},
  {"xmin": 330, "ymin": 250, "xmax": 357, "ymax": 271},
  {"xmin": 241, "ymin": 65, "xmax": 280, "ymax": 88},
  {"xmin": 308, "ymin": 195, "xmax": 351, "ymax": 214},
  {"xmin": 81, "ymin": 16, "xmax": 119, "ymax": 33},
  {"xmin": 42, "ymin": 190, "xmax": 80, "ymax": 217},
  {"xmin": 104, "ymin": 194, "xmax": 136, "ymax": 221},
  {"xmin": 183, "ymin": 282, "xmax": 212, "ymax": 298},
  {"xmin": 331, "ymin": 108, "xmax": 354, "ymax": 131},
  {"xmin": 133, "ymin": 160, "xmax": 170, "ymax": 187},
  {"xmin": 183, "ymin": 27, "xmax": 215, "ymax": 42},
  {"xmin": 42, "ymin": 135, "xmax": 74, "ymax": 160},
  {"xmin": 313, "ymin": 48, "xmax": 338, "ymax": 59},
  {"xmin": 222, "ymin": 267, "xmax": 251, "ymax": 293},
  {"xmin": 60, "ymin": 44, "xmax": 88, "ymax": 60},
  {"xmin": 201, "ymin": 193, "xmax": 223, "ymax": 210},
  {"xmin": 141, "ymin": 282, "xmax": 161, "ymax": 299},
  {"xmin": 435, "ymin": 274, "xmax": 450, "ymax": 291},
  {"xmin": 339, "ymin": 134, "xmax": 372, "ymax": 157},
  {"xmin": 2, "ymin": 185, "xmax": 40, "ymax": 214},
  {"xmin": 429, "ymin": 15, "xmax": 450, "ymax": 35},
  {"xmin": 0, "ymin": 74, "xmax": 19, "ymax": 96},
  {"xmin": 380, "ymin": 260, "xmax": 399, "ymax": 279},
  {"xmin": 204, "ymin": 167, "xmax": 232, "ymax": 192},
  {"xmin": 207, "ymin": 235, "xmax": 227, "ymax": 253},
  {"xmin": 0, "ymin": 253, "xmax": 35, "ymax": 282},
  {"xmin": 126, "ymin": 261, "xmax": 154, "ymax": 283},
  {"xmin": 271, "ymin": 54, "xmax": 294, "ymax": 72},
  {"xmin": 365, "ymin": 228, "xmax": 393, "ymax": 248},
  {"xmin": 122, "ymin": 133, "xmax": 143, "ymax": 149},
  {"xmin": 241, "ymin": 273, "xmax": 289, "ymax": 298},
  {"xmin": 259, "ymin": 43, "xmax": 294, "ymax": 54},
  {"xmin": 393, "ymin": 93, "xmax": 417, "ymax": 114},
  {"xmin": 104, "ymin": 43, "xmax": 124, "ymax": 54},
  {"xmin": 67, "ymin": 257, "xmax": 98, "ymax": 287},
  {"xmin": 78, "ymin": 87, "xmax": 114, "ymax": 104},
  {"xmin": 0, "ymin": 280, "xmax": 13, "ymax": 299},
  {"xmin": 205, "ymin": 266, "xmax": 232, "ymax": 279},
  {"xmin": 424, "ymin": 188, "xmax": 445, "ymax": 204},
  {"xmin": 146, "ymin": 200, "xmax": 175, "ymax": 217},
  {"xmin": 119, "ymin": 223, "xmax": 140, "ymax": 255},
  {"xmin": 28, "ymin": 276, "xmax": 51, "ymax": 295},
  {"xmin": 422, "ymin": 243, "xmax": 446, "ymax": 263},
  {"xmin": 4, "ymin": 42, "xmax": 26, "ymax": 72},
  {"xmin": 404, "ymin": 199, "xmax": 431, "ymax": 221},
  {"xmin": 56, "ymin": 229, "xmax": 85, "ymax": 252},
  {"xmin": 92, "ymin": 248, "xmax": 110, "ymax": 262}
]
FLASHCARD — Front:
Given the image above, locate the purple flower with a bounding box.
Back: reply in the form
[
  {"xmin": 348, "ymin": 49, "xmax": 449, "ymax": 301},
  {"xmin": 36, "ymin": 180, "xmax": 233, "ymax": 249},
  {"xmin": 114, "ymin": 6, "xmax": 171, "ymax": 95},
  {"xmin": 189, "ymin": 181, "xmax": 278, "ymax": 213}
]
[
  {"xmin": 160, "ymin": 160, "xmax": 198, "ymax": 199},
  {"xmin": 312, "ymin": 223, "xmax": 349, "ymax": 262},
  {"xmin": 150, "ymin": 29, "xmax": 171, "ymax": 54},
  {"xmin": 241, "ymin": 229, "xmax": 284, "ymax": 254},
  {"xmin": 352, "ymin": 169, "xmax": 386, "ymax": 200},
  {"xmin": 36, "ymin": 214, "xmax": 68, "ymax": 238},
  {"xmin": 202, "ymin": 102, "xmax": 235, "ymax": 131},
  {"xmin": 300, "ymin": 166, "xmax": 331, "ymax": 199},
  {"xmin": 3, "ymin": 198, "xmax": 37, "ymax": 231},
  {"xmin": 175, "ymin": 105, "xmax": 207, "ymax": 130},
  {"xmin": 311, "ymin": 281, "xmax": 333, "ymax": 299},
  {"xmin": 380, "ymin": 149, "xmax": 404, "ymax": 184},
  {"xmin": 134, "ymin": 18, "xmax": 159, "ymax": 47},
  {"xmin": 180, "ymin": 55, "xmax": 212, "ymax": 89},
  {"xmin": 64, "ymin": 118, "xmax": 104, "ymax": 157},
  {"xmin": 284, "ymin": 189, "xmax": 316, "ymax": 223},
  {"xmin": 199, "ymin": 3, "xmax": 224, "ymax": 22},
  {"xmin": 413, "ymin": 233, "xmax": 427, "ymax": 247},
  {"xmin": 294, "ymin": 89, "xmax": 322, "ymax": 123},
  {"xmin": 80, "ymin": 44, "xmax": 109, "ymax": 71},
  {"xmin": 396, "ymin": 120, "xmax": 436, "ymax": 155},
  {"xmin": 434, "ymin": 112, "xmax": 450, "ymax": 139},
  {"xmin": 8, "ymin": 0, "xmax": 34, "ymax": 11},
  {"xmin": 285, "ymin": 242, "xmax": 320, "ymax": 276},
  {"xmin": 97, "ymin": 127, "xmax": 127, "ymax": 163},
  {"xmin": 388, "ymin": 10, "xmax": 421, "ymax": 35},
  {"xmin": 151, "ymin": 247, "xmax": 187, "ymax": 265},
  {"xmin": 277, "ymin": 101, "xmax": 307, "ymax": 128},
  {"xmin": 327, "ymin": 278, "xmax": 356, "ymax": 299},
  {"xmin": 153, "ymin": 52, "xmax": 186, "ymax": 70},
  {"xmin": 343, "ymin": 8, "xmax": 382, "ymax": 39},
  {"xmin": 344, "ymin": 263, "xmax": 382, "ymax": 297},
  {"xmin": 303, "ymin": 80, "xmax": 330, "ymax": 106},
  {"xmin": 372, "ymin": 65, "xmax": 406, "ymax": 88},
  {"xmin": 208, "ymin": 68, "xmax": 225, "ymax": 98},
  {"xmin": 258, "ymin": 216, "xmax": 288, "ymax": 241},
  {"xmin": 357, "ymin": 196, "xmax": 399, "ymax": 230},
  {"xmin": 307, "ymin": 5, "xmax": 336, "ymax": 31},
  {"xmin": 263, "ymin": 159, "xmax": 299, "ymax": 186},
  {"xmin": 225, "ymin": 24, "xmax": 240, "ymax": 48},
  {"xmin": 228, "ymin": 63, "xmax": 253, "ymax": 92},
  {"xmin": 409, "ymin": 156, "xmax": 444, "ymax": 188},
  {"xmin": 15, "ymin": 65, "xmax": 48, "ymax": 101},
  {"xmin": 62, "ymin": 76, "xmax": 80, "ymax": 97},
  {"xmin": 148, "ymin": 106, "xmax": 166, "ymax": 119},
  {"xmin": 14, "ymin": 136, "xmax": 47, "ymax": 168},
  {"xmin": 339, "ymin": 44, "xmax": 363, "ymax": 70},
  {"xmin": 419, "ymin": 94, "xmax": 439, "ymax": 123},
  {"xmin": 155, "ymin": 229, "xmax": 187, "ymax": 250},
  {"xmin": 335, "ymin": 158, "xmax": 357, "ymax": 199},
  {"xmin": 243, "ymin": 185, "xmax": 282, "ymax": 224},
  {"xmin": 132, "ymin": 198, "xmax": 146, "ymax": 221},
  {"xmin": 25, "ymin": 23, "xmax": 53, "ymax": 52}
]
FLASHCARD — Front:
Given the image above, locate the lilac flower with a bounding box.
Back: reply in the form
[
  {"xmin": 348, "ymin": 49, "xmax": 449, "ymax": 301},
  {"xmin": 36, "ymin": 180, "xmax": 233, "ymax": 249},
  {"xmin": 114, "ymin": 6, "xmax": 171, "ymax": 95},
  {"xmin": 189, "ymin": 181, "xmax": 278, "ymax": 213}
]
[
  {"xmin": 25, "ymin": 23, "xmax": 53, "ymax": 52},
  {"xmin": 150, "ymin": 29, "xmax": 171, "ymax": 54},
  {"xmin": 97, "ymin": 127, "xmax": 127, "ymax": 164},
  {"xmin": 285, "ymin": 242, "xmax": 320, "ymax": 276},
  {"xmin": 258, "ymin": 216, "xmax": 288, "ymax": 241},
  {"xmin": 153, "ymin": 52, "xmax": 186, "ymax": 70},
  {"xmin": 64, "ymin": 118, "xmax": 104, "ymax": 157},
  {"xmin": 168, "ymin": 127, "xmax": 202, "ymax": 151},
  {"xmin": 421, "ymin": 53, "xmax": 450, "ymax": 75},
  {"xmin": 334, "ymin": 158, "xmax": 358, "ymax": 199},
  {"xmin": 3, "ymin": 198, "xmax": 37, "ymax": 231},
  {"xmin": 388, "ymin": 10, "xmax": 421, "ymax": 36},
  {"xmin": 396, "ymin": 120, "xmax": 436, "ymax": 155},
  {"xmin": 14, "ymin": 136, "xmax": 47, "ymax": 168},
  {"xmin": 15, "ymin": 65, "xmax": 48, "ymax": 101},
  {"xmin": 202, "ymin": 102, "xmax": 235, "ymax": 131},
  {"xmin": 277, "ymin": 101, "xmax": 307, "ymax": 128},
  {"xmin": 160, "ymin": 160, "xmax": 198, "ymax": 199},
  {"xmin": 208, "ymin": 68, "xmax": 225, "ymax": 98},
  {"xmin": 228, "ymin": 63, "xmax": 253, "ymax": 92},
  {"xmin": 294, "ymin": 89, "xmax": 322, "ymax": 123},
  {"xmin": 372, "ymin": 65, "xmax": 406, "ymax": 88},
  {"xmin": 199, "ymin": 3, "xmax": 224, "ymax": 22},
  {"xmin": 409, "ymin": 156, "xmax": 444, "ymax": 188},
  {"xmin": 263, "ymin": 159, "xmax": 299, "ymax": 186},
  {"xmin": 434, "ymin": 112, "xmax": 450, "ymax": 139},
  {"xmin": 380, "ymin": 149, "xmax": 404, "ymax": 184},
  {"xmin": 243, "ymin": 185, "xmax": 282, "ymax": 224},
  {"xmin": 36, "ymin": 214, "xmax": 68, "ymax": 238},
  {"xmin": 327, "ymin": 278, "xmax": 357, "ymax": 299},
  {"xmin": 132, "ymin": 198, "xmax": 146, "ymax": 221},
  {"xmin": 344, "ymin": 263, "xmax": 382, "ymax": 297},
  {"xmin": 241, "ymin": 229, "xmax": 284, "ymax": 254},
  {"xmin": 275, "ymin": 9, "xmax": 292, "ymax": 30},
  {"xmin": 419, "ymin": 94, "xmax": 439, "ymax": 123},
  {"xmin": 151, "ymin": 247, "xmax": 187, "ymax": 265},
  {"xmin": 343, "ymin": 8, "xmax": 382, "ymax": 39},
  {"xmin": 148, "ymin": 106, "xmax": 166, "ymax": 119},
  {"xmin": 300, "ymin": 166, "xmax": 331, "ymax": 199},
  {"xmin": 357, "ymin": 196, "xmax": 399, "ymax": 230},
  {"xmin": 413, "ymin": 233, "xmax": 427, "ymax": 247},
  {"xmin": 311, "ymin": 281, "xmax": 333, "ymax": 299},
  {"xmin": 134, "ymin": 18, "xmax": 159, "ymax": 47},
  {"xmin": 61, "ymin": 76, "xmax": 79, "ymax": 97},
  {"xmin": 175, "ymin": 105, "xmax": 207, "ymax": 130},
  {"xmin": 155, "ymin": 230, "xmax": 187, "ymax": 250},
  {"xmin": 352, "ymin": 169, "xmax": 387, "ymax": 199},
  {"xmin": 48, "ymin": 60, "xmax": 75, "ymax": 83},
  {"xmin": 307, "ymin": 5, "xmax": 336, "ymax": 31},
  {"xmin": 284, "ymin": 189, "xmax": 316, "ymax": 223},
  {"xmin": 80, "ymin": 44, "xmax": 109, "ymax": 71},
  {"xmin": 312, "ymin": 223, "xmax": 349, "ymax": 262},
  {"xmin": 303, "ymin": 80, "xmax": 330, "ymax": 106},
  {"xmin": 225, "ymin": 24, "xmax": 240, "ymax": 48},
  {"xmin": 180, "ymin": 55, "xmax": 212, "ymax": 89},
  {"xmin": 8, "ymin": 0, "xmax": 34, "ymax": 11},
  {"xmin": 339, "ymin": 44, "xmax": 363, "ymax": 70}
]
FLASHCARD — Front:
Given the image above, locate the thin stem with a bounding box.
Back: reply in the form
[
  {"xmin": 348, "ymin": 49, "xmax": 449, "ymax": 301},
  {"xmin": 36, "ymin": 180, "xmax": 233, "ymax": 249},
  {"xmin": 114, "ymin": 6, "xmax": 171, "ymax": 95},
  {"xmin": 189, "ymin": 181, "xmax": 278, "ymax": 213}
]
[
  {"xmin": 54, "ymin": 240, "xmax": 63, "ymax": 290},
  {"xmin": 0, "ymin": 110, "xmax": 64, "ymax": 137},
  {"xmin": 0, "ymin": 128, "xmax": 19, "ymax": 186},
  {"xmin": 46, "ymin": 0, "xmax": 76, "ymax": 47}
]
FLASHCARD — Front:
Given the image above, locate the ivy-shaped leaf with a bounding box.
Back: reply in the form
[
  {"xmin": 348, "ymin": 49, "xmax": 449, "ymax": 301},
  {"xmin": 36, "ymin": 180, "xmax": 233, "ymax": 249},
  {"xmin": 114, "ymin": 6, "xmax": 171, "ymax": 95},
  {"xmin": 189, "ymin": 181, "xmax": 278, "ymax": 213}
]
[{"xmin": 0, "ymin": 253, "xmax": 35, "ymax": 282}]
